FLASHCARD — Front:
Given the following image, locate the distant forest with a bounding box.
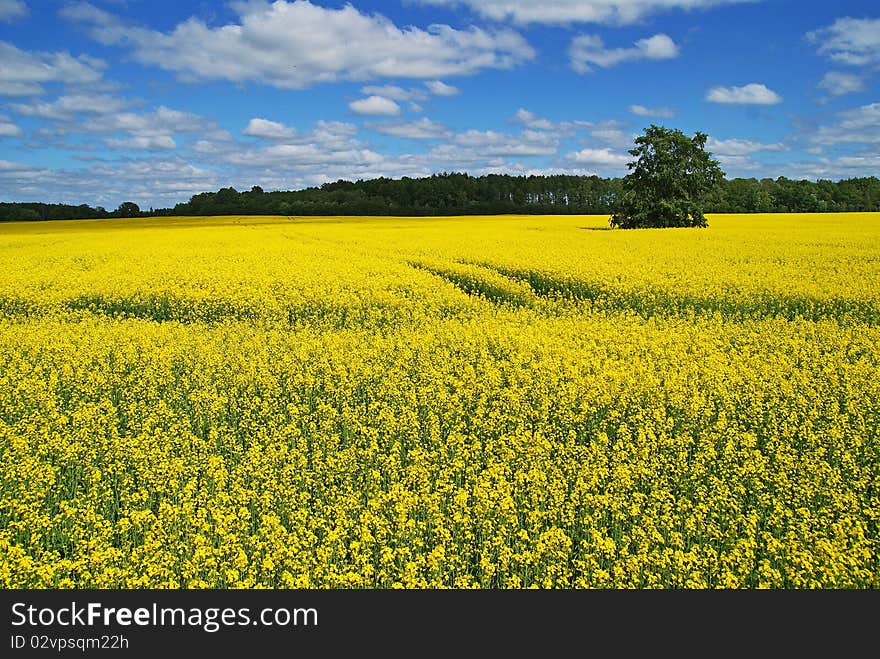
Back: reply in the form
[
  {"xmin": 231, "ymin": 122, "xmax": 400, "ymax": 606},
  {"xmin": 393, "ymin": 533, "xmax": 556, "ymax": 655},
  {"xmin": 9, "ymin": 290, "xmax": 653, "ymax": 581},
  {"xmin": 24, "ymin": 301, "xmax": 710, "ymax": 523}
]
[{"xmin": 3, "ymin": 173, "xmax": 880, "ymax": 221}]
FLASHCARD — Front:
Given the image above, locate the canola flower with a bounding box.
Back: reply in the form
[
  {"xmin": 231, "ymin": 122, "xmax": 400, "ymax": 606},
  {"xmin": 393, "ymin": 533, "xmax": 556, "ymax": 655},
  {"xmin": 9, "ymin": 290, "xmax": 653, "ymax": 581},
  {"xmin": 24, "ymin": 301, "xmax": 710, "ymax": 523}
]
[{"xmin": 0, "ymin": 212, "xmax": 878, "ymax": 588}]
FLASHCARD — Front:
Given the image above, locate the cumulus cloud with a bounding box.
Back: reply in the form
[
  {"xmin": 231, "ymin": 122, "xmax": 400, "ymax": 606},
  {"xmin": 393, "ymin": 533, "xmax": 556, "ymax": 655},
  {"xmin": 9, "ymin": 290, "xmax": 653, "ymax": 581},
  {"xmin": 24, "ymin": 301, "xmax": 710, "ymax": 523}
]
[
  {"xmin": 242, "ymin": 118, "xmax": 297, "ymax": 140},
  {"xmin": 360, "ymin": 85, "xmax": 428, "ymax": 102},
  {"xmin": 570, "ymin": 33, "xmax": 679, "ymax": 73},
  {"xmin": 630, "ymin": 104, "xmax": 675, "ymax": 118},
  {"xmin": 0, "ymin": 114, "xmax": 22, "ymax": 136},
  {"xmin": 349, "ymin": 96, "xmax": 402, "ymax": 116},
  {"xmin": 775, "ymin": 152, "xmax": 880, "ymax": 181},
  {"xmin": 512, "ymin": 109, "xmax": 555, "ymax": 130},
  {"xmin": 451, "ymin": 128, "xmax": 559, "ymax": 156},
  {"xmin": 711, "ymin": 154, "xmax": 763, "ymax": 173},
  {"xmin": 62, "ymin": 1, "xmax": 535, "ymax": 89},
  {"xmin": 0, "ymin": 40, "xmax": 105, "ymax": 96},
  {"xmin": 80, "ymin": 106, "xmax": 209, "ymax": 137},
  {"xmin": 0, "ymin": 0, "xmax": 26, "ymax": 21},
  {"xmin": 588, "ymin": 125, "xmax": 634, "ymax": 148},
  {"xmin": 366, "ymin": 118, "xmax": 450, "ymax": 139},
  {"xmin": 425, "ymin": 80, "xmax": 460, "ymax": 96},
  {"xmin": 191, "ymin": 140, "xmax": 234, "ymax": 155},
  {"xmin": 226, "ymin": 144, "xmax": 386, "ymax": 168},
  {"xmin": 818, "ymin": 72, "xmax": 866, "ymax": 97},
  {"xmin": 410, "ymin": 0, "xmax": 752, "ymax": 26},
  {"xmin": 516, "ymin": 113, "xmax": 630, "ymax": 145},
  {"xmin": 0, "ymin": 156, "xmax": 221, "ymax": 208},
  {"xmin": 564, "ymin": 147, "xmax": 630, "ymax": 167},
  {"xmin": 511, "ymin": 109, "xmax": 599, "ymax": 136},
  {"xmin": 0, "ymin": 158, "xmax": 34, "ymax": 172},
  {"xmin": 16, "ymin": 105, "xmax": 220, "ymax": 155},
  {"xmin": 10, "ymin": 93, "xmax": 129, "ymax": 120},
  {"xmin": 807, "ymin": 18, "xmax": 880, "ymax": 68},
  {"xmin": 206, "ymin": 119, "xmax": 367, "ymax": 170},
  {"xmin": 706, "ymin": 137, "xmax": 787, "ymax": 155},
  {"xmin": 813, "ymin": 103, "xmax": 880, "ymax": 145},
  {"xmin": 105, "ymin": 135, "xmax": 177, "ymax": 151},
  {"xmin": 0, "ymin": 81, "xmax": 42, "ymax": 96},
  {"xmin": 706, "ymin": 83, "xmax": 782, "ymax": 105},
  {"xmin": 307, "ymin": 120, "xmax": 360, "ymax": 148}
]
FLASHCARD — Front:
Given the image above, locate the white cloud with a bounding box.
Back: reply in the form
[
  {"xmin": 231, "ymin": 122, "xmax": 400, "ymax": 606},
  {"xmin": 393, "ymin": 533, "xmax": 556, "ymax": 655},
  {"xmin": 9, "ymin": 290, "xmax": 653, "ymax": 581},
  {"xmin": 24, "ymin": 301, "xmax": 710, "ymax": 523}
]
[
  {"xmin": 513, "ymin": 108, "xmax": 555, "ymax": 130},
  {"xmin": 10, "ymin": 93, "xmax": 129, "ymax": 120},
  {"xmin": 16, "ymin": 105, "xmax": 220, "ymax": 154},
  {"xmin": 0, "ymin": 0, "xmax": 26, "ymax": 21},
  {"xmin": 81, "ymin": 106, "xmax": 209, "ymax": 137},
  {"xmin": 63, "ymin": 1, "xmax": 535, "ymax": 89},
  {"xmin": 0, "ymin": 115, "xmax": 22, "ymax": 137},
  {"xmin": 421, "ymin": 144, "xmax": 508, "ymax": 168},
  {"xmin": 349, "ymin": 96, "xmax": 402, "ymax": 116},
  {"xmin": 0, "ymin": 157, "xmax": 221, "ymax": 208},
  {"xmin": 570, "ymin": 33, "xmax": 679, "ymax": 73},
  {"xmin": 208, "ymin": 119, "xmax": 368, "ymax": 170},
  {"xmin": 308, "ymin": 120, "xmax": 360, "ymax": 148},
  {"xmin": 564, "ymin": 147, "xmax": 630, "ymax": 167},
  {"xmin": 358, "ymin": 82, "xmax": 457, "ymax": 105},
  {"xmin": 510, "ymin": 109, "xmax": 600, "ymax": 136},
  {"xmin": 411, "ymin": 0, "xmax": 753, "ymax": 26},
  {"xmin": 105, "ymin": 135, "xmax": 177, "ymax": 151},
  {"xmin": 0, "ymin": 40, "xmax": 106, "ymax": 96},
  {"xmin": 706, "ymin": 83, "xmax": 782, "ymax": 105},
  {"xmin": 630, "ymin": 104, "xmax": 675, "ymax": 118},
  {"xmin": 807, "ymin": 18, "xmax": 880, "ymax": 68},
  {"xmin": 0, "ymin": 158, "xmax": 35, "ymax": 172},
  {"xmin": 706, "ymin": 138, "xmax": 787, "ymax": 155},
  {"xmin": 712, "ymin": 154, "xmax": 762, "ymax": 173},
  {"xmin": 360, "ymin": 85, "xmax": 428, "ymax": 102},
  {"xmin": 192, "ymin": 139, "xmax": 233, "ymax": 155},
  {"xmin": 242, "ymin": 118, "xmax": 297, "ymax": 140},
  {"xmin": 813, "ymin": 103, "xmax": 880, "ymax": 145},
  {"xmin": 451, "ymin": 128, "xmax": 558, "ymax": 155},
  {"xmin": 818, "ymin": 71, "xmax": 866, "ymax": 97},
  {"xmin": 367, "ymin": 118, "xmax": 450, "ymax": 139},
  {"xmin": 826, "ymin": 153, "xmax": 880, "ymax": 170},
  {"xmin": 425, "ymin": 80, "xmax": 460, "ymax": 96},
  {"xmin": 227, "ymin": 144, "xmax": 386, "ymax": 168},
  {"xmin": 0, "ymin": 0, "xmax": 28, "ymax": 21},
  {"xmin": 0, "ymin": 81, "xmax": 42, "ymax": 96},
  {"xmin": 588, "ymin": 126, "xmax": 633, "ymax": 148},
  {"xmin": 776, "ymin": 152, "xmax": 880, "ymax": 180}
]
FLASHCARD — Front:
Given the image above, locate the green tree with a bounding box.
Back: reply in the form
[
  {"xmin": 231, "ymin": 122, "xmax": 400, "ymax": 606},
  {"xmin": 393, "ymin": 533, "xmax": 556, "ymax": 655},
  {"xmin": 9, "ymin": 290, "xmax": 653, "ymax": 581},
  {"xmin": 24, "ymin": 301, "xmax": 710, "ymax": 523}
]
[
  {"xmin": 611, "ymin": 125, "xmax": 724, "ymax": 229},
  {"xmin": 115, "ymin": 201, "xmax": 141, "ymax": 218},
  {"xmin": 3, "ymin": 206, "xmax": 41, "ymax": 221}
]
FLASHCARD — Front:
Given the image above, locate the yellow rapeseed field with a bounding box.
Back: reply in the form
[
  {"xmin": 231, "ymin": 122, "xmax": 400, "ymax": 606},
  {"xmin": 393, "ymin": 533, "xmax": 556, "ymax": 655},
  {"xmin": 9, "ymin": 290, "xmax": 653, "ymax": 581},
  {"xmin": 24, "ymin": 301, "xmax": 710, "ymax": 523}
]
[{"xmin": 0, "ymin": 212, "xmax": 877, "ymax": 588}]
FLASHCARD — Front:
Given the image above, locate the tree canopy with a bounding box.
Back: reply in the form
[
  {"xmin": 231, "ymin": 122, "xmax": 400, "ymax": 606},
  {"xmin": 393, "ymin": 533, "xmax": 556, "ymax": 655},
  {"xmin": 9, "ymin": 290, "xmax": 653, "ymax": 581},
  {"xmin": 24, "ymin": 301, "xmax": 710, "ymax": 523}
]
[
  {"xmin": 3, "ymin": 172, "xmax": 880, "ymax": 222},
  {"xmin": 611, "ymin": 125, "xmax": 725, "ymax": 229},
  {"xmin": 114, "ymin": 201, "xmax": 141, "ymax": 218}
]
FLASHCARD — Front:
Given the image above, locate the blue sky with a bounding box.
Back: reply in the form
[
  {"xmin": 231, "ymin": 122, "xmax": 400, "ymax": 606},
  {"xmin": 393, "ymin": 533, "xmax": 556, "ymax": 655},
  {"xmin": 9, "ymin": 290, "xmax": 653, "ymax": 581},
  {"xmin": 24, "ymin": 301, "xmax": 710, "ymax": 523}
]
[{"xmin": 0, "ymin": 0, "xmax": 878, "ymax": 209}]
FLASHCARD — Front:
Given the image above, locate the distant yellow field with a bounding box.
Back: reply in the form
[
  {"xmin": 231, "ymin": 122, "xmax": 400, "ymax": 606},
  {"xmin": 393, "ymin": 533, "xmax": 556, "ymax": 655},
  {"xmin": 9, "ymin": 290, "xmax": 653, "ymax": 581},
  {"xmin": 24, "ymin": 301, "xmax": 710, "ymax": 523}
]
[{"xmin": 1, "ymin": 213, "xmax": 878, "ymax": 588}]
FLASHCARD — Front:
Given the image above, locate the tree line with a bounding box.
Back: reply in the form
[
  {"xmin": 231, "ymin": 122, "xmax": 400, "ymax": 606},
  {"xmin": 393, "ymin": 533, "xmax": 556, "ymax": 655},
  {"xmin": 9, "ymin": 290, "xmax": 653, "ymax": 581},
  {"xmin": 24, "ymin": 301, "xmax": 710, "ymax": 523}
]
[
  {"xmin": 0, "ymin": 200, "xmax": 144, "ymax": 222},
  {"xmin": 2, "ymin": 173, "xmax": 879, "ymax": 221}
]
